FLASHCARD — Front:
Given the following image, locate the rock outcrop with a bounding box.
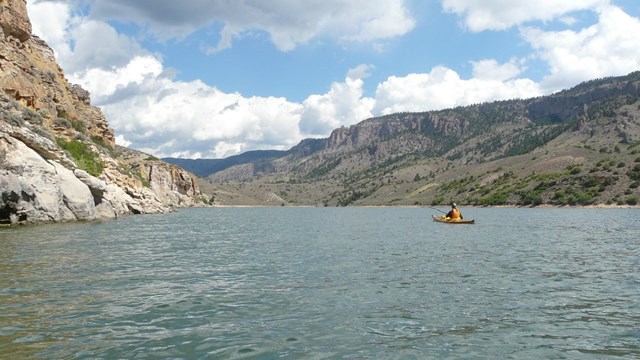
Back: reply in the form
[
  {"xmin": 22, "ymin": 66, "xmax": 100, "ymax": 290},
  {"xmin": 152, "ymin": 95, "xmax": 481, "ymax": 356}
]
[
  {"xmin": 0, "ymin": 0, "xmax": 208, "ymax": 225},
  {"xmin": 0, "ymin": 0, "xmax": 30, "ymax": 43}
]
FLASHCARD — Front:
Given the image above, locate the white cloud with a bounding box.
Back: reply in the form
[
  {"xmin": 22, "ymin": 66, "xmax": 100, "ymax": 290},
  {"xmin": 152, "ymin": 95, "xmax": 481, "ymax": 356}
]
[
  {"xmin": 28, "ymin": 1, "xmax": 147, "ymax": 74},
  {"xmin": 27, "ymin": 1, "xmax": 72, "ymax": 56},
  {"xmin": 347, "ymin": 64, "xmax": 375, "ymax": 81},
  {"xmin": 373, "ymin": 66, "xmax": 542, "ymax": 115},
  {"xmin": 471, "ymin": 58, "xmax": 524, "ymax": 81},
  {"xmin": 300, "ymin": 75, "xmax": 375, "ymax": 137},
  {"xmin": 26, "ymin": 0, "xmax": 543, "ymax": 159},
  {"xmin": 523, "ymin": 5, "xmax": 640, "ymax": 92},
  {"xmin": 27, "ymin": 0, "xmax": 639, "ymax": 160},
  {"xmin": 69, "ymin": 56, "xmax": 164, "ymax": 103},
  {"xmin": 442, "ymin": 0, "xmax": 610, "ymax": 31},
  {"xmin": 34, "ymin": 0, "xmax": 415, "ymax": 52},
  {"xmin": 65, "ymin": 20, "xmax": 146, "ymax": 73},
  {"xmin": 114, "ymin": 135, "xmax": 131, "ymax": 147},
  {"xmin": 339, "ymin": 0, "xmax": 415, "ymax": 42},
  {"xmin": 211, "ymin": 142, "xmax": 245, "ymax": 159},
  {"xmin": 91, "ymin": 72, "xmax": 304, "ymax": 158}
]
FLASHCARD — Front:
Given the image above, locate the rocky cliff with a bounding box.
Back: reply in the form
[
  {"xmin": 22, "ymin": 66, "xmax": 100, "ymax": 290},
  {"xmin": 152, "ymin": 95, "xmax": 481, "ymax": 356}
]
[{"xmin": 0, "ymin": 0, "xmax": 208, "ymax": 225}]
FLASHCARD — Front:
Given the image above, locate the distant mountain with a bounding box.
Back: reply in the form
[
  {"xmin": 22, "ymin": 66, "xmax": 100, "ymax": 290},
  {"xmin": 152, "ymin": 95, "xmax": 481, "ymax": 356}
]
[
  {"xmin": 163, "ymin": 138, "xmax": 328, "ymax": 178},
  {"xmin": 190, "ymin": 71, "xmax": 640, "ymax": 207},
  {"xmin": 164, "ymin": 150, "xmax": 287, "ymax": 178}
]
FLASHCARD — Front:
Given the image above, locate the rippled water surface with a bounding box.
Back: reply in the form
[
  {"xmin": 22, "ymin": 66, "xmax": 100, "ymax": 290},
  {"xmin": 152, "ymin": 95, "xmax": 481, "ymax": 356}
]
[{"xmin": 1, "ymin": 207, "xmax": 639, "ymax": 359}]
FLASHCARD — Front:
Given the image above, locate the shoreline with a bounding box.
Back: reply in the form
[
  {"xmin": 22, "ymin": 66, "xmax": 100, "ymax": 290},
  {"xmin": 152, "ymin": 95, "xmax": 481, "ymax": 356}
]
[{"xmin": 209, "ymin": 204, "xmax": 639, "ymax": 209}]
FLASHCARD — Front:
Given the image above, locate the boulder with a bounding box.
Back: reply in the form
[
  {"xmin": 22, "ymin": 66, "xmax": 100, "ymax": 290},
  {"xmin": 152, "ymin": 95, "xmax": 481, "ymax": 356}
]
[
  {"xmin": 52, "ymin": 161, "xmax": 95, "ymax": 221},
  {"xmin": 0, "ymin": 0, "xmax": 31, "ymax": 43},
  {"xmin": 1, "ymin": 131, "xmax": 79, "ymax": 224},
  {"xmin": 74, "ymin": 169, "xmax": 107, "ymax": 198}
]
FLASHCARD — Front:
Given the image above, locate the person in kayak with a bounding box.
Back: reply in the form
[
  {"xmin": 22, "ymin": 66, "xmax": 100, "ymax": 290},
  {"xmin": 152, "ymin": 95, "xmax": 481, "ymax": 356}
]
[{"xmin": 444, "ymin": 203, "xmax": 463, "ymax": 220}]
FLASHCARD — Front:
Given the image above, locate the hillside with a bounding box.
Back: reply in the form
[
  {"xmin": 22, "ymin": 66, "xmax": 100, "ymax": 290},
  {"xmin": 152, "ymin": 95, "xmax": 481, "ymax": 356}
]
[
  {"xmin": 0, "ymin": 0, "xmax": 209, "ymax": 225},
  {"xmin": 194, "ymin": 71, "xmax": 640, "ymax": 207}
]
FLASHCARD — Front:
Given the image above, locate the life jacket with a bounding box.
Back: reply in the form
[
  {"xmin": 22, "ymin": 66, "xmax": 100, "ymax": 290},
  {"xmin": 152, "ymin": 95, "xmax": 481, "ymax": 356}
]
[{"xmin": 450, "ymin": 208, "xmax": 461, "ymax": 220}]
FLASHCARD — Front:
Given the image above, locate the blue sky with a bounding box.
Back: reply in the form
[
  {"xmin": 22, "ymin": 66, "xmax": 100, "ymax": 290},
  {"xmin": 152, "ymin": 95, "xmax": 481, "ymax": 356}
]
[
  {"xmin": 27, "ymin": 0, "xmax": 640, "ymax": 159},
  {"xmin": 127, "ymin": 0, "xmax": 530, "ymax": 101}
]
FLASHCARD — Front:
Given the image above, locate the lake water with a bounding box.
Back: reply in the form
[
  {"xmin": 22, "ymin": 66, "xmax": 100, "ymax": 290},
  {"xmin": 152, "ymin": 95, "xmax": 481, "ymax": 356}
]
[{"xmin": 0, "ymin": 207, "xmax": 639, "ymax": 359}]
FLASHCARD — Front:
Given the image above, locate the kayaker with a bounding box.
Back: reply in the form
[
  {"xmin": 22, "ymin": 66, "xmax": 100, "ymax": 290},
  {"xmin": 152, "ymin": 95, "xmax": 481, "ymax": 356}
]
[{"xmin": 445, "ymin": 203, "xmax": 463, "ymax": 220}]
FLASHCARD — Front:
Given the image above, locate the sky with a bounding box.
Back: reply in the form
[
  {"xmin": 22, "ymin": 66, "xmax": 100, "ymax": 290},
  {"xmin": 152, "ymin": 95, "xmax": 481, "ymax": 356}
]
[{"xmin": 26, "ymin": 0, "xmax": 640, "ymax": 159}]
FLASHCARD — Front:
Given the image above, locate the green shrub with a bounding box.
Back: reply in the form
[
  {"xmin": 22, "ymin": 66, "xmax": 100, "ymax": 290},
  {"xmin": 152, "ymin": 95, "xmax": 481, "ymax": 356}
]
[
  {"xmin": 22, "ymin": 108, "xmax": 43, "ymax": 125},
  {"xmin": 53, "ymin": 117, "xmax": 72, "ymax": 128},
  {"xmin": 519, "ymin": 192, "xmax": 543, "ymax": 206},
  {"xmin": 628, "ymin": 140, "xmax": 640, "ymax": 150},
  {"xmin": 2, "ymin": 111, "xmax": 24, "ymax": 126},
  {"xmin": 477, "ymin": 191, "xmax": 509, "ymax": 206},
  {"xmin": 133, "ymin": 170, "xmax": 150, "ymax": 188},
  {"xmin": 56, "ymin": 138, "xmax": 104, "ymax": 176},
  {"xmin": 31, "ymin": 126, "xmax": 55, "ymax": 141},
  {"xmin": 628, "ymin": 165, "xmax": 640, "ymax": 181},
  {"xmin": 70, "ymin": 119, "xmax": 86, "ymax": 133},
  {"xmin": 37, "ymin": 109, "xmax": 50, "ymax": 119},
  {"xmin": 581, "ymin": 175, "xmax": 602, "ymax": 188},
  {"xmin": 570, "ymin": 167, "xmax": 582, "ymax": 175},
  {"xmin": 90, "ymin": 135, "xmax": 115, "ymax": 156},
  {"xmin": 575, "ymin": 191, "xmax": 595, "ymax": 205}
]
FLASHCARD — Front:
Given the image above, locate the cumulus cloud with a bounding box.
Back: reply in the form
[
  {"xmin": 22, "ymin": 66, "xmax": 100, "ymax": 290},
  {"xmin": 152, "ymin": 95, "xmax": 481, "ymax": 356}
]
[
  {"xmin": 28, "ymin": 1, "xmax": 148, "ymax": 74},
  {"xmin": 27, "ymin": 1, "xmax": 72, "ymax": 55},
  {"xmin": 347, "ymin": 64, "xmax": 375, "ymax": 81},
  {"xmin": 83, "ymin": 66, "xmax": 305, "ymax": 158},
  {"xmin": 26, "ymin": 0, "xmax": 640, "ymax": 159},
  {"xmin": 32, "ymin": 0, "xmax": 415, "ymax": 52},
  {"xmin": 22, "ymin": 0, "xmax": 541, "ymax": 159},
  {"xmin": 373, "ymin": 66, "xmax": 541, "ymax": 115},
  {"xmin": 522, "ymin": 5, "xmax": 640, "ymax": 92},
  {"xmin": 442, "ymin": 0, "xmax": 610, "ymax": 31},
  {"xmin": 300, "ymin": 72, "xmax": 375, "ymax": 137},
  {"xmin": 67, "ymin": 56, "xmax": 165, "ymax": 103},
  {"xmin": 471, "ymin": 59, "xmax": 524, "ymax": 81}
]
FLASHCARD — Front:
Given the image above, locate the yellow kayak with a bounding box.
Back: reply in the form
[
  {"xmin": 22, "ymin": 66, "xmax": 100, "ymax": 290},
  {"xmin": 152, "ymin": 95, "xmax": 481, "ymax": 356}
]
[{"xmin": 432, "ymin": 214, "xmax": 475, "ymax": 224}]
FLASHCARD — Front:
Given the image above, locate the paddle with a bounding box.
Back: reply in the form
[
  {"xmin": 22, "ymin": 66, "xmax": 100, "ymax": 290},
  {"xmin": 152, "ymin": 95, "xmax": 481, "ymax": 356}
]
[{"xmin": 424, "ymin": 205, "xmax": 447, "ymax": 214}]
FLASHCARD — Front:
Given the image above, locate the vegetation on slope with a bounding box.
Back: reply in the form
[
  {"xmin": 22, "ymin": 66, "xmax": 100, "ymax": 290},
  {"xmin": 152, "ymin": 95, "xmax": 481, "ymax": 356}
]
[{"xmin": 195, "ymin": 72, "xmax": 640, "ymax": 207}]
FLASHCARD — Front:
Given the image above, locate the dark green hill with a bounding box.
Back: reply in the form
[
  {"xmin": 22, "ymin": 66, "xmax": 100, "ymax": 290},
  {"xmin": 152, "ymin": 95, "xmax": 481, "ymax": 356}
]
[{"xmin": 163, "ymin": 150, "xmax": 286, "ymax": 178}]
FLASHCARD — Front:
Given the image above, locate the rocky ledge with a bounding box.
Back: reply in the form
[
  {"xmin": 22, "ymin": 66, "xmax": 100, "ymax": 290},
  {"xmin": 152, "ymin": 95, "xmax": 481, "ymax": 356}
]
[{"xmin": 0, "ymin": 94, "xmax": 209, "ymax": 226}]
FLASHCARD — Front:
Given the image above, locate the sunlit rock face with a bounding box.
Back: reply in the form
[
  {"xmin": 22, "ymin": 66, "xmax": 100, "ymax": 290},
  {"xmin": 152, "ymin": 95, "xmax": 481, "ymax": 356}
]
[{"xmin": 0, "ymin": 0, "xmax": 208, "ymax": 225}]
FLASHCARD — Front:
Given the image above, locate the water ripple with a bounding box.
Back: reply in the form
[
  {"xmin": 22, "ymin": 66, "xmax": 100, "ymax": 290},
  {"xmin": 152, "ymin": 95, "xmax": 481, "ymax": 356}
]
[{"xmin": 1, "ymin": 208, "xmax": 639, "ymax": 358}]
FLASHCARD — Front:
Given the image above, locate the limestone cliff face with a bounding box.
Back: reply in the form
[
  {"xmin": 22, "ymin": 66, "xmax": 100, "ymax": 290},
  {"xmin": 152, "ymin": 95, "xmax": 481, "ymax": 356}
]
[
  {"xmin": 0, "ymin": 0, "xmax": 208, "ymax": 225},
  {"xmin": 0, "ymin": 0, "xmax": 114, "ymax": 146}
]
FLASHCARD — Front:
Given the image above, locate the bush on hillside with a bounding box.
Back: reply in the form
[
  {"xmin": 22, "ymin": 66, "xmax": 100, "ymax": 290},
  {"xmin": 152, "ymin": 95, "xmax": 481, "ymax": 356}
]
[{"xmin": 56, "ymin": 138, "xmax": 104, "ymax": 177}]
